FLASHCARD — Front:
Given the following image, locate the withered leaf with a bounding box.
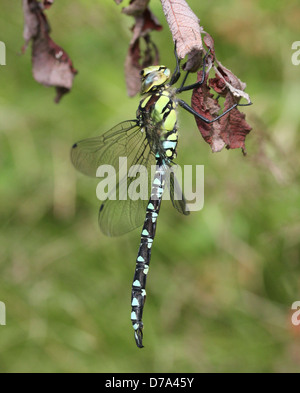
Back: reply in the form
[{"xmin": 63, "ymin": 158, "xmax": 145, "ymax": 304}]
[
  {"xmin": 192, "ymin": 72, "xmax": 226, "ymax": 152},
  {"xmin": 23, "ymin": 0, "xmax": 45, "ymax": 50},
  {"xmin": 43, "ymin": 0, "xmax": 54, "ymax": 9},
  {"xmin": 219, "ymin": 94, "xmax": 252, "ymax": 153},
  {"xmin": 213, "ymin": 61, "xmax": 251, "ymax": 103},
  {"xmin": 125, "ymin": 40, "xmax": 142, "ymax": 98},
  {"xmin": 209, "ymin": 72, "xmax": 228, "ymax": 96},
  {"xmin": 192, "ymin": 70, "xmax": 252, "ymax": 153},
  {"xmin": 122, "ymin": 0, "xmax": 150, "ymax": 16},
  {"xmin": 203, "ymin": 32, "xmax": 216, "ymax": 57},
  {"xmin": 202, "ymin": 31, "xmax": 251, "ymax": 104},
  {"xmin": 22, "ymin": 0, "xmax": 77, "ymax": 103},
  {"xmin": 161, "ymin": 0, "xmax": 203, "ymax": 71},
  {"xmin": 125, "ymin": 8, "xmax": 162, "ymax": 96},
  {"xmin": 191, "ymin": 29, "xmax": 252, "ymax": 153}
]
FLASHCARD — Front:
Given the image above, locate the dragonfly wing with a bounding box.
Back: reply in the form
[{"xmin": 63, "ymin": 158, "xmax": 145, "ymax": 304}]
[
  {"xmin": 71, "ymin": 120, "xmax": 142, "ymax": 177},
  {"xmin": 167, "ymin": 168, "xmax": 190, "ymax": 216},
  {"xmin": 98, "ymin": 143, "xmax": 156, "ymax": 236},
  {"xmin": 98, "ymin": 186, "xmax": 150, "ymax": 237},
  {"xmin": 71, "ymin": 119, "xmax": 157, "ymax": 236}
]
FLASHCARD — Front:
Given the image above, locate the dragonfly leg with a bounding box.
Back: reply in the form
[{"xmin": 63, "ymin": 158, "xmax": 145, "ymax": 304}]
[
  {"xmin": 176, "ymin": 49, "xmax": 211, "ymax": 93},
  {"xmin": 178, "ymin": 99, "xmax": 252, "ymax": 124},
  {"xmin": 169, "ymin": 42, "xmax": 181, "ymax": 86},
  {"xmin": 178, "ymin": 98, "xmax": 239, "ymax": 124}
]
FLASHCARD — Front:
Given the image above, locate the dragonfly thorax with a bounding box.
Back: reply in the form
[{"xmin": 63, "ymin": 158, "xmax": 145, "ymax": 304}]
[
  {"xmin": 140, "ymin": 66, "xmax": 171, "ymax": 94},
  {"xmin": 137, "ymin": 88, "xmax": 179, "ymax": 163}
]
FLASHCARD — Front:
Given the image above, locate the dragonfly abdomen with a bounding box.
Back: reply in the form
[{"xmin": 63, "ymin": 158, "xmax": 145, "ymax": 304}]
[{"xmin": 131, "ymin": 165, "xmax": 166, "ymax": 348}]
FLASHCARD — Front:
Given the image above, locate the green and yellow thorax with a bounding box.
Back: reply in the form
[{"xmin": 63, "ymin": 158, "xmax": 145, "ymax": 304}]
[{"xmin": 138, "ymin": 65, "xmax": 179, "ymax": 161}]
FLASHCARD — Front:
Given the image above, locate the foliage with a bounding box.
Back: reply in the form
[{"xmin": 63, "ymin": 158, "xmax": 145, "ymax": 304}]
[{"xmin": 0, "ymin": 0, "xmax": 300, "ymax": 373}]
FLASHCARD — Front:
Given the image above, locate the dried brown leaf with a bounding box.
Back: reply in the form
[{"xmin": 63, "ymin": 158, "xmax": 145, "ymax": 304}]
[
  {"xmin": 43, "ymin": 0, "xmax": 54, "ymax": 9},
  {"xmin": 130, "ymin": 8, "xmax": 162, "ymax": 45},
  {"xmin": 22, "ymin": 0, "xmax": 77, "ymax": 103},
  {"xmin": 125, "ymin": 36, "xmax": 160, "ymax": 96},
  {"xmin": 123, "ymin": 0, "xmax": 150, "ymax": 16},
  {"xmin": 161, "ymin": 0, "xmax": 203, "ymax": 71},
  {"xmin": 125, "ymin": 8, "xmax": 162, "ymax": 96},
  {"xmin": 125, "ymin": 40, "xmax": 142, "ymax": 97},
  {"xmin": 23, "ymin": 0, "xmax": 45, "ymax": 50},
  {"xmin": 192, "ymin": 72, "xmax": 226, "ymax": 152},
  {"xmin": 203, "ymin": 32, "xmax": 215, "ymax": 56},
  {"xmin": 213, "ymin": 61, "xmax": 251, "ymax": 103},
  {"xmin": 192, "ymin": 68, "xmax": 252, "ymax": 153},
  {"xmin": 219, "ymin": 95, "xmax": 252, "ymax": 153},
  {"xmin": 202, "ymin": 31, "xmax": 251, "ymax": 104}
]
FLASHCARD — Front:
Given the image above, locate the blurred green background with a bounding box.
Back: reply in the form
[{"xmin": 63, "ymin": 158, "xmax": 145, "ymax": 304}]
[{"xmin": 0, "ymin": 0, "xmax": 300, "ymax": 373}]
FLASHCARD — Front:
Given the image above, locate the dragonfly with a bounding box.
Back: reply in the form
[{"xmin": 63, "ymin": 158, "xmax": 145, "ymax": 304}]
[{"xmin": 71, "ymin": 47, "xmax": 248, "ymax": 348}]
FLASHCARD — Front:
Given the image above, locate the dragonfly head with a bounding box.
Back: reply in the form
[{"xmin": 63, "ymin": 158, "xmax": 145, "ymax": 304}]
[{"xmin": 140, "ymin": 66, "xmax": 171, "ymax": 94}]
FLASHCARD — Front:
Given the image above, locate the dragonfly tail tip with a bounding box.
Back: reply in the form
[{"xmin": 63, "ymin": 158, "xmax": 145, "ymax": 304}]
[{"xmin": 134, "ymin": 328, "xmax": 144, "ymax": 349}]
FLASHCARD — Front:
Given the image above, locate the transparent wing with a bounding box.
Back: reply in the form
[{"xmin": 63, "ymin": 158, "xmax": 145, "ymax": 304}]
[
  {"xmin": 98, "ymin": 167, "xmax": 154, "ymax": 237},
  {"xmin": 71, "ymin": 120, "xmax": 146, "ymax": 177},
  {"xmin": 71, "ymin": 120, "xmax": 156, "ymax": 236},
  {"xmin": 167, "ymin": 167, "xmax": 190, "ymax": 216}
]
